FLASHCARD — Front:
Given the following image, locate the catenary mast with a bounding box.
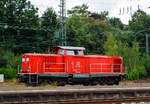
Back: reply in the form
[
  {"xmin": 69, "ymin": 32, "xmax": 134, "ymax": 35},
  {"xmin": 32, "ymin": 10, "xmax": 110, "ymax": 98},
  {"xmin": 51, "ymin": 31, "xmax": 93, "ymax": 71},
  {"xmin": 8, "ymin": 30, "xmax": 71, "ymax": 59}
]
[{"xmin": 59, "ymin": 0, "xmax": 67, "ymax": 46}]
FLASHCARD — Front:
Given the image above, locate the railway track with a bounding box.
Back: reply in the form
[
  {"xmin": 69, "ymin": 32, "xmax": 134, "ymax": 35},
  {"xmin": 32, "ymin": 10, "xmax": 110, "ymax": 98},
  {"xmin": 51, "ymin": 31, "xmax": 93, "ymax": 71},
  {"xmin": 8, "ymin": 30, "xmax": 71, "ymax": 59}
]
[
  {"xmin": 1, "ymin": 87, "xmax": 150, "ymax": 104},
  {"xmin": 4, "ymin": 97, "xmax": 150, "ymax": 104}
]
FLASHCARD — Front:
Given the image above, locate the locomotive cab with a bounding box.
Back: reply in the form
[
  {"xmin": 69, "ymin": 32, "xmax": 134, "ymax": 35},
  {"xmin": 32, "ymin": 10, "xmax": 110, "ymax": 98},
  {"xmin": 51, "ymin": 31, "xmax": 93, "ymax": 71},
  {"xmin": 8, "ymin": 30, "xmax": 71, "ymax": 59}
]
[{"xmin": 52, "ymin": 46, "xmax": 85, "ymax": 56}]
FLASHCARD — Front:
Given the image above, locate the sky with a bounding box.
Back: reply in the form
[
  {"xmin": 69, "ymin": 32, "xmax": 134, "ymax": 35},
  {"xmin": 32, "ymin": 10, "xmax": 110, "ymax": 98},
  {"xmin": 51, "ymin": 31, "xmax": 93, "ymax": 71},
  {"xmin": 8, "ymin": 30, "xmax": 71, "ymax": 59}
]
[{"xmin": 29, "ymin": 0, "xmax": 150, "ymax": 24}]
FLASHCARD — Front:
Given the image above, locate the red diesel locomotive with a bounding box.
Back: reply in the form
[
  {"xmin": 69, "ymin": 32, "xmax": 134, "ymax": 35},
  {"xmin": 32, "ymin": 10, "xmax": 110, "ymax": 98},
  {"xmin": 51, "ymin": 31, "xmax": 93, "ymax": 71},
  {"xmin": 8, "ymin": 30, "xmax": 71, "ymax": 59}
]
[{"xmin": 17, "ymin": 46, "xmax": 127, "ymax": 86}]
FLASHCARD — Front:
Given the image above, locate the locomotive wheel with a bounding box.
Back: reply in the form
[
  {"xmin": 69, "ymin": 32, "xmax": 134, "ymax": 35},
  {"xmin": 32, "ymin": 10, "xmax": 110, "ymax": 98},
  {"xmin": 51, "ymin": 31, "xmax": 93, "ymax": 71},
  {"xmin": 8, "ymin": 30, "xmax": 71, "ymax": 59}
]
[
  {"xmin": 106, "ymin": 78, "xmax": 114, "ymax": 85},
  {"xmin": 83, "ymin": 82, "xmax": 89, "ymax": 86},
  {"xmin": 42, "ymin": 80, "xmax": 49, "ymax": 85},
  {"xmin": 99, "ymin": 78, "xmax": 106, "ymax": 85},
  {"xmin": 56, "ymin": 81, "xmax": 66, "ymax": 86},
  {"xmin": 114, "ymin": 77, "xmax": 120, "ymax": 85},
  {"xmin": 48, "ymin": 80, "xmax": 53, "ymax": 85},
  {"xmin": 91, "ymin": 81, "xmax": 98, "ymax": 86},
  {"xmin": 115, "ymin": 80, "xmax": 119, "ymax": 85},
  {"xmin": 25, "ymin": 81, "xmax": 30, "ymax": 87},
  {"xmin": 25, "ymin": 81, "xmax": 36, "ymax": 87},
  {"xmin": 61, "ymin": 81, "xmax": 66, "ymax": 86}
]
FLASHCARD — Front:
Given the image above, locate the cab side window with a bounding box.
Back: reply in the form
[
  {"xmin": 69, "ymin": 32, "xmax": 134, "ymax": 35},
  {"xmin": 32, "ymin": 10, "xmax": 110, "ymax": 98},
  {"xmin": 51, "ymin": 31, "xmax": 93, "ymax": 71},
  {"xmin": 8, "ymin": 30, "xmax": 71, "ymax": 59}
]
[
  {"xmin": 78, "ymin": 51, "xmax": 83, "ymax": 56},
  {"xmin": 59, "ymin": 49, "xmax": 65, "ymax": 55},
  {"xmin": 74, "ymin": 50, "xmax": 83, "ymax": 56},
  {"xmin": 67, "ymin": 50, "xmax": 75, "ymax": 55}
]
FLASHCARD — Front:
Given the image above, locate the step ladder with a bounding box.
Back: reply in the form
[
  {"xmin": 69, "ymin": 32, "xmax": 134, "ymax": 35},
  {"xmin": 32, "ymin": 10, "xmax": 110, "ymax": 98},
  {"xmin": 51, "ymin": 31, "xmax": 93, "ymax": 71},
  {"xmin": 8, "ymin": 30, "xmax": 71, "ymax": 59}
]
[{"xmin": 29, "ymin": 74, "xmax": 39, "ymax": 85}]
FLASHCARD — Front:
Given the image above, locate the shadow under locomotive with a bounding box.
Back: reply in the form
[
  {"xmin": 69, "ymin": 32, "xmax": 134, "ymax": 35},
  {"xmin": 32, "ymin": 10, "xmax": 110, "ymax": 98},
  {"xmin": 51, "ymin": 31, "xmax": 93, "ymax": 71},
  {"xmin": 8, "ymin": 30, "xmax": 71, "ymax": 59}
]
[{"xmin": 17, "ymin": 46, "xmax": 127, "ymax": 86}]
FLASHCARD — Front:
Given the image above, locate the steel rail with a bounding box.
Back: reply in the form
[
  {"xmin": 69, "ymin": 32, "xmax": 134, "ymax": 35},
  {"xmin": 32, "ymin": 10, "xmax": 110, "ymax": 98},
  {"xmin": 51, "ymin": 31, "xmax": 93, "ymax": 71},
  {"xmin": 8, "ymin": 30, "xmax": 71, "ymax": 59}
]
[{"xmin": 3, "ymin": 97, "xmax": 150, "ymax": 104}]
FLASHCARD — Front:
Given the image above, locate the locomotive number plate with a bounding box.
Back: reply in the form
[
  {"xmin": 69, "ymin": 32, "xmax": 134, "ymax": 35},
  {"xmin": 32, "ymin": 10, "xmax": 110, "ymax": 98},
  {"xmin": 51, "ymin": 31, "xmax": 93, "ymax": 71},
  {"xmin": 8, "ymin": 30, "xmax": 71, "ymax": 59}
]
[{"xmin": 73, "ymin": 74, "xmax": 89, "ymax": 78}]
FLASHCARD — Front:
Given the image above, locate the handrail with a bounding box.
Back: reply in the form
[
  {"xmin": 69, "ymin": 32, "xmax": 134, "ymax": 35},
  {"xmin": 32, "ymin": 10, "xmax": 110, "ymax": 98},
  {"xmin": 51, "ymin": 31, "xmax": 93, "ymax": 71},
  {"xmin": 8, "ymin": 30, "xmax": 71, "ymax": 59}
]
[
  {"xmin": 90, "ymin": 63, "xmax": 122, "ymax": 73},
  {"xmin": 43, "ymin": 63, "xmax": 66, "ymax": 73}
]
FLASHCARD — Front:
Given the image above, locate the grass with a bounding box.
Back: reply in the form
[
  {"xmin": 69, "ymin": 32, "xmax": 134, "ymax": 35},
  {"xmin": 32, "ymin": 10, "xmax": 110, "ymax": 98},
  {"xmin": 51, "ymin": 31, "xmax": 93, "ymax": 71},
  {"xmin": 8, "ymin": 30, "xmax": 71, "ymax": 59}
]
[
  {"xmin": 1, "ymin": 79, "xmax": 150, "ymax": 88},
  {"xmin": 37, "ymin": 81, "xmax": 57, "ymax": 89},
  {"xmin": 0, "ymin": 79, "xmax": 58, "ymax": 89},
  {"xmin": 38, "ymin": 84, "xmax": 56, "ymax": 89},
  {"xmin": 0, "ymin": 78, "xmax": 25, "ymax": 87}
]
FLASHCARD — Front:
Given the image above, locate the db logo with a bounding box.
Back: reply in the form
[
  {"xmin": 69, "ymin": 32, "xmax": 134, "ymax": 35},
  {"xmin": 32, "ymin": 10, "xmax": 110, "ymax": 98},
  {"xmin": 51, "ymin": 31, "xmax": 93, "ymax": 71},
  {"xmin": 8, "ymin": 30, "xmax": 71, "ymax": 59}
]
[{"xmin": 76, "ymin": 62, "xmax": 80, "ymax": 67}]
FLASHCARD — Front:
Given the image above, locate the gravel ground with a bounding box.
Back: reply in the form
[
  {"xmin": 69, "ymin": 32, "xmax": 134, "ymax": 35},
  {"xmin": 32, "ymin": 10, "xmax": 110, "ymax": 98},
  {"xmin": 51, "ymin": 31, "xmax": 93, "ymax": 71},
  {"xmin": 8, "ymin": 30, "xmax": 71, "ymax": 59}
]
[{"xmin": 0, "ymin": 80, "xmax": 150, "ymax": 91}]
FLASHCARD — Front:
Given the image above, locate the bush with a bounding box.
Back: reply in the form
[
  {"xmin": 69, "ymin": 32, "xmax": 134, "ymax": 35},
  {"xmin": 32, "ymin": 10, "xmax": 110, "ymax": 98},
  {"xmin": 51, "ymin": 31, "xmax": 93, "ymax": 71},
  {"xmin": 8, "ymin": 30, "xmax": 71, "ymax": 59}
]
[
  {"xmin": 7, "ymin": 55, "xmax": 21, "ymax": 69},
  {"xmin": 0, "ymin": 47, "xmax": 21, "ymax": 68},
  {"xmin": 138, "ymin": 66, "xmax": 147, "ymax": 79},
  {"xmin": 0, "ymin": 48, "xmax": 7, "ymax": 67},
  {"xmin": 141, "ymin": 55, "xmax": 150, "ymax": 77},
  {"xmin": 0, "ymin": 48, "xmax": 21, "ymax": 79},
  {"xmin": 0, "ymin": 68, "xmax": 18, "ymax": 79},
  {"xmin": 128, "ymin": 66, "xmax": 147, "ymax": 80}
]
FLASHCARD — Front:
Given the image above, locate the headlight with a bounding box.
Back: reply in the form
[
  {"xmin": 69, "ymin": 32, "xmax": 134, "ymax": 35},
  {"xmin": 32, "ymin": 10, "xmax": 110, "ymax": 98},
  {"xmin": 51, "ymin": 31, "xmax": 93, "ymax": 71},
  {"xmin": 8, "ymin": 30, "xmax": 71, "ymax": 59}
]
[
  {"xmin": 22, "ymin": 58, "xmax": 25, "ymax": 62},
  {"xmin": 26, "ymin": 58, "xmax": 29, "ymax": 62}
]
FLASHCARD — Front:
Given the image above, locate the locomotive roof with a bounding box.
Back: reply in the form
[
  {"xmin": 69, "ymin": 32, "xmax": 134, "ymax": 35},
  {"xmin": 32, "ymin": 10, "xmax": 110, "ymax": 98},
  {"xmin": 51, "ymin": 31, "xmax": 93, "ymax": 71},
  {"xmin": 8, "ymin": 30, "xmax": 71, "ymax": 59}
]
[{"xmin": 53, "ymin": 46, "xmax": 85, "ymax": 50}]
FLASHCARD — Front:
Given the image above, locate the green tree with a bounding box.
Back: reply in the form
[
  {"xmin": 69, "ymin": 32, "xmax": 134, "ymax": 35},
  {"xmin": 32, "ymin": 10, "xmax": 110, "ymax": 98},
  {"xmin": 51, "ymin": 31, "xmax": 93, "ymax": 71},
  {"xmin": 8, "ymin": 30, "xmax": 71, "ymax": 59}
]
[
  {"xmin": 0, "ymin": 0, "xmax": 39, "ymax": 27},
  {"xmin": 0, "ymin": 0, "xmax": 39, "ymax": 53},
  {"xmin": 103, "ymin": 34, "xmax": 146, "ymax": 80},
  {"xmin": 42, "ymin": 8, "xmax": 59, "ymax": 33},
  {"xmin": 109, "ymin": 18, "xmax": 124, "ymax": 30},
  {"xmin": 128, "ymin": 10, "xmax": 150, "ymax": 54},
  {"xmin": 39, "ymin": 8, "xmax": 60, "ymax": 52},
  {"xmin": 66, "ymin": 14, "xmax": 89, "ymax": 46},
  {"xmin": 66, "ymin": 14, "xmax": 112, "ymax": 54},
  {"xmin": 103, "ymin": 33, "xmax": 118, "ymax": 55},
  {"xmin": 68, "ymin": 4, "xmax": 90, "ymax": 16},
  {"xmin": 129, "ymin": 10, "xmax": 150, "ymax": 33}
]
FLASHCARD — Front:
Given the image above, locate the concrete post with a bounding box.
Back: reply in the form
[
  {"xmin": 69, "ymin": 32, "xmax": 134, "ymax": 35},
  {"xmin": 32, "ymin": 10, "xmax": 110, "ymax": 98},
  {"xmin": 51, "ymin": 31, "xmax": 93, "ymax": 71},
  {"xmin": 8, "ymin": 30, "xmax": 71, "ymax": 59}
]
[{"xmin": 146, "ymin": 34, "xmax": 149, "ymax": 56}]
